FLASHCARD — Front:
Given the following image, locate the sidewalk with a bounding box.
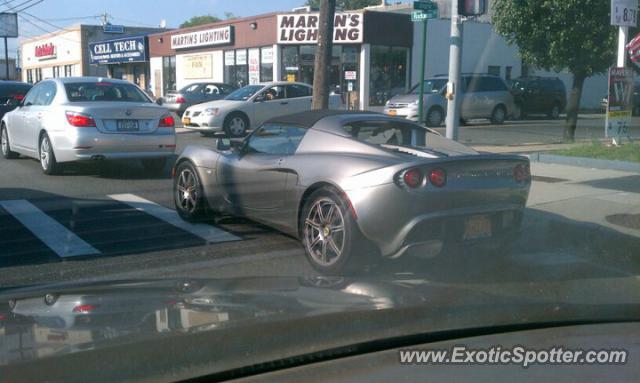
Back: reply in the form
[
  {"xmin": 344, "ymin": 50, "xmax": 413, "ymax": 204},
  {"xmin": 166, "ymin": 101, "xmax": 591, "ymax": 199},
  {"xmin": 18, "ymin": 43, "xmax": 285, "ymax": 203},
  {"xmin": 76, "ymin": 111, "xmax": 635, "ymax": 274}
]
[{"xmin": 528, "ymin": 162, "xmax": 640, "ymax": 239}]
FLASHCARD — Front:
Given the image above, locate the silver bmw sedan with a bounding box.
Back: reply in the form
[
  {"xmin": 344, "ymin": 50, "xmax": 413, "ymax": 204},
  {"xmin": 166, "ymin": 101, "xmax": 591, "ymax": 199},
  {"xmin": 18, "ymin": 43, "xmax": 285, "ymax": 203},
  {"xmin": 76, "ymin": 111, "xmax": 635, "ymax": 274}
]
[{"xmin": 0, "ymin": 77, "xmax": 176, "ymax": 175}]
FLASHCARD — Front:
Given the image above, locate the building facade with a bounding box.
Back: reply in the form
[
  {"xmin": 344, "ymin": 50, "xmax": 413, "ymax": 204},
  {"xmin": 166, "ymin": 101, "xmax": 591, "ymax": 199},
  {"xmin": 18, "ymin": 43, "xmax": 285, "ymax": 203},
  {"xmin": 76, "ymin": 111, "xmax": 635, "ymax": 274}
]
[
  {"xmin": 20, "ymin": 24, "xmax": 163, "ymax": 85},
  {"xmin": 148, "ymin": 10, "xmax": 413, "ymax": 109}
]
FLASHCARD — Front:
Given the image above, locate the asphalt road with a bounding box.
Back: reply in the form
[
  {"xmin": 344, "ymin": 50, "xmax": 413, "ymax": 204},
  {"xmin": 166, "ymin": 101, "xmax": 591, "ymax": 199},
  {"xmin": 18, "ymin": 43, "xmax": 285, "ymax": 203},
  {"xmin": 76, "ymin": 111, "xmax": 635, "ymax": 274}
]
[{"xmin": 0, "ymin": 120, "xmax": 638, "ymax": 289}]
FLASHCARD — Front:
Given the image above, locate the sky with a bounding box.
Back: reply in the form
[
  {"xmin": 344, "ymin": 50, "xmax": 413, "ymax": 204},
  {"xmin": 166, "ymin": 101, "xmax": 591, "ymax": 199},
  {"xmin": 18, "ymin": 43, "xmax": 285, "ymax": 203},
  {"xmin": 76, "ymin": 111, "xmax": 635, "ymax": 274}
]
[{"xmin": 1, "ymin": 0, "xmax": 410, "ymax": 60}]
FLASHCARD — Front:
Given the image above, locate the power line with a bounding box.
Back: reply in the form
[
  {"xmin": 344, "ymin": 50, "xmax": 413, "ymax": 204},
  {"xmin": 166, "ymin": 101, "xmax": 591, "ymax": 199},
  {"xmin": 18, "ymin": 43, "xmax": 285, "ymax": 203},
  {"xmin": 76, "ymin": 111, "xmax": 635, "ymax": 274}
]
[
  {"xmin": 17, "ymin": 13, "xmax": 81, "ymax": 42},
  {"xmin": 5, "ymin": 0, "xmax": 42, "ymax": 13}
]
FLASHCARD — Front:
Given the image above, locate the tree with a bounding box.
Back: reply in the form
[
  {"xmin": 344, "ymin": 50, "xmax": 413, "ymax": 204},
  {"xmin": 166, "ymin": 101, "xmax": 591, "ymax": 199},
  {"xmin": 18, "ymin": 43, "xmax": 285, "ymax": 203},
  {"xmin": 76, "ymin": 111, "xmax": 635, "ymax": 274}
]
[
  {"xmin": 180, "ymin": 15, "xmax": 221, "ymax": 28},
  {"xmin": 493, "ymin": 0, "xmax": 616, "ymax": 141},
  {"xmin": 312, "ymin": 0, "xmax": 337, "ymax": 109},
  {"xmin": 305, "ymin": 0, "xmax": 381, "ymax": 11}
]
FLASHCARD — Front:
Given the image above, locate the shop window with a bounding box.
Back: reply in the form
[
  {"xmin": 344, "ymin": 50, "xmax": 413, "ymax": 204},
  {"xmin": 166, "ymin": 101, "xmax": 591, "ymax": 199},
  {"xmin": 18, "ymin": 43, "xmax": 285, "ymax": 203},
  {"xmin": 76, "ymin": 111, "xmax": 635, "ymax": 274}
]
[
  {"xmin": 64, "ymin": 64, "xmax": 73, "ymax": 77},
  {"xmin": 35, "ymin": 68, "xmax": 42, "ymax": 82},
  {"xmin": 370, "ymin": 46, "xmax": 408, "ymax": 106},
  {"xmin": 280, "ymin": 45, "xmax": 350, "ymax": 95},
  {"xmin": 52, "ymin": 66, "xmax": 60, "ymax": 78},
  {"xmin": 488, "ymin": 65, "xmax": 501, "ymax": 77},
  {"xmin": 26, "ymin": 69, "xmax": 33, "ymax": 83},
  {"xmin": 224, "ymin": 50, "xmax": 249, "ymax": 88},
  {"xmin": 162, "ymin": 56, "xmax": 176, "ymax": 94},
  {"xmin": 260, "ymin": 47, "xmax": 273, "ymax": 82},
  {"xmin": 281, "ymin": 46, "xmax": 299, "ymax": 82}
]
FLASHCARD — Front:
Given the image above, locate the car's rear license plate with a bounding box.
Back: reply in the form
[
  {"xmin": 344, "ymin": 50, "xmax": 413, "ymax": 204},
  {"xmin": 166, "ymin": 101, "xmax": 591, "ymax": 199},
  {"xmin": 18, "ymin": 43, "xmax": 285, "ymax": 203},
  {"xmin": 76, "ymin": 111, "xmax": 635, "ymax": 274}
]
[
  {"xmin": 117, "ymin": 119, "xmax": 139, "ymax": 132},
  {"xmin": 463, "ymin": 215, "xmax": 492, "ymax": 240},
  {"xmin": 387, "ymin": 110, "xmax": 397, "ymax": 116},
  {"xmin": 182, "ymin": 117, "xmax": 191, "ymax": 125}
]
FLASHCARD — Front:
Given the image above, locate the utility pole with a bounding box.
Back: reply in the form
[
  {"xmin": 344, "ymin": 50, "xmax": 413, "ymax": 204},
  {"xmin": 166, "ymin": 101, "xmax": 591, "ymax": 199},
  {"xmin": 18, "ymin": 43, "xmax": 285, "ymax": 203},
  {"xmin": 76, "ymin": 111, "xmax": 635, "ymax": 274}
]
[
  {"xmin": 312, "ymin": 0, "xmax": 336, "ymax": 110},
  {"xmin": 4, "ymin": 37, "xmax": 8, "ymax": 80},
  {"xmin": 445, "ymin": 0, "xmax": 463, "ymax": 140}
]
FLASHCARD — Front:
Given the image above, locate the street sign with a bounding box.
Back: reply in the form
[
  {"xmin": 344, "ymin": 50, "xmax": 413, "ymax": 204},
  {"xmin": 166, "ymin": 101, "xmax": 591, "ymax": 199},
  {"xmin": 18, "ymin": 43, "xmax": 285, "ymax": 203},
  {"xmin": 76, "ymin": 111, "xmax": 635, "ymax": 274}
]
[
  {"xmin": 611, "ymin": 0, "xmax": 638, "ymax": 27},
  {"xmin": 103, "ymin": 23, "xmax": 125, "ymax": 34},
  {"xmin": 411, "ymin": 10, "xmax": 438, "ymax": 22},
  {"xmin": 414, "ymin": 1, "xmax": 438, "ymax": 12},
  {"xmin": 605, "ymin": 67, "xmax": 634, "ymax": 143}
]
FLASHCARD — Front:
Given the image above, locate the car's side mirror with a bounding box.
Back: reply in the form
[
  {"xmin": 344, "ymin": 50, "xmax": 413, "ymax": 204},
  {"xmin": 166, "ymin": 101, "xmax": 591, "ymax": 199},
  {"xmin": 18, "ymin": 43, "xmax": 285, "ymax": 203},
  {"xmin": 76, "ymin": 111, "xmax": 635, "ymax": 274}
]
[
  {"xmin": 155, "ymin": 98, "xmax": 163, "ymax": 105},
  {"xmin": 216, "ymin": 138, "xmax": 245, "ymax": 152}
]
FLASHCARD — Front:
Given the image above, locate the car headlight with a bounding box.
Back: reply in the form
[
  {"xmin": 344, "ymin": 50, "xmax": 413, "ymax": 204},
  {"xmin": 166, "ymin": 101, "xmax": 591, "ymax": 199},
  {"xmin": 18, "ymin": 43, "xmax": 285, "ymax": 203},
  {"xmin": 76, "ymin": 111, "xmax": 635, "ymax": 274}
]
[
  {"xmin": 411, "ymin": 99, "xmax": 420, "ymax": 106},
  {"xmin": 204, "ymin": 107, "xmax": 220, "ymax": 116}
]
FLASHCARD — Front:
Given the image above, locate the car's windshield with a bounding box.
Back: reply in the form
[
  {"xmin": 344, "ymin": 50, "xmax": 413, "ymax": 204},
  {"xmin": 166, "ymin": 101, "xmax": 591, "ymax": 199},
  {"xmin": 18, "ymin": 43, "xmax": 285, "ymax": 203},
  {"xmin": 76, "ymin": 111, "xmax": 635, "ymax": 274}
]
[
  {"xmin": 224, "ymin": 85, "xmax": 263, "ymax": 101},
  {"xmin": 409, "ymin": 79, "xmax": 447, "ymax": 94},
  {"xmin": 65, "ymin": 82, "xmax": 151, "ymax": 103}
]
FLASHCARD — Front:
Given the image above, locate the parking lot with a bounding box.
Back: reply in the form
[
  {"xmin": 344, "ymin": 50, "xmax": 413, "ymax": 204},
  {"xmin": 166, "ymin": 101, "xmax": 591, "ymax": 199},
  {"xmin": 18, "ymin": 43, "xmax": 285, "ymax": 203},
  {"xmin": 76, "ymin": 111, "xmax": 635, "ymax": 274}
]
[{"xmin": 1, "ymin": 117, "xmax": 638, "ymax": 289}]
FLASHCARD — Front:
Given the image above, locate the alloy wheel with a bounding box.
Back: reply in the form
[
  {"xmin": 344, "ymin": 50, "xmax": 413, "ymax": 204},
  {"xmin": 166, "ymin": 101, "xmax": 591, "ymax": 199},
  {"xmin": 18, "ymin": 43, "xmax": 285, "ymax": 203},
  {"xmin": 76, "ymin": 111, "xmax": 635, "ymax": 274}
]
[
  {"xmin": 176, "ymin": 168, "xmax": 198, "ymax": 214},
  {"xmin": 304, "ymin": 198, "xmax": 346, "ymax": 267},
  {"xmin": 428, "ymin": 109, "xmax": 442, "ymax": 127},
  {"xmin": 40, "ymin": 136, "xmax": 50, "ymax": 170},
  {"xmin": 229, "ymin": 117, "xmax": 246, "ymax": 136},
  {"xmin": 1, "ymin": 128, "xmax": 8, "ymax": 156}
]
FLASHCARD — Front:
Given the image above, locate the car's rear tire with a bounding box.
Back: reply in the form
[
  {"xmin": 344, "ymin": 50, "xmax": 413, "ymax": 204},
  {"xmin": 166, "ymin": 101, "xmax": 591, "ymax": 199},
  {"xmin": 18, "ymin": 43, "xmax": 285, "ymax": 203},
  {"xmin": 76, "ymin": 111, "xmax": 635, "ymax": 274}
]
[
  {"xmin": 39, "ymin": 133, "xmax": 62, "ymax": 175},
  {"xmin": 301, "ymin": 187, "xmax": 371, "ymax": 275},
  {"xmin": 224, "ymin": 113, "xmax": 248, "ymax": 138},
  {"xmin": 425, "ymin": 107, "xmax": 443, "ymax": 127},
  {"xmin": 548, "ymin": 103, "xmax": 561, "ymax": 119},
  {"xmin": 141, "ymin": 158, "xmax": 168, "ymax": 175},
  {"xmin": 174, "ymin": 161, "xmax": 206, "ymax": 222},
  {"xmin": 490, "ymin": 105, "xmax": 506, "ymax": 125},
  {"xmin": 1, "ymin": 124, "xmax": 19, "ymax": 159}
]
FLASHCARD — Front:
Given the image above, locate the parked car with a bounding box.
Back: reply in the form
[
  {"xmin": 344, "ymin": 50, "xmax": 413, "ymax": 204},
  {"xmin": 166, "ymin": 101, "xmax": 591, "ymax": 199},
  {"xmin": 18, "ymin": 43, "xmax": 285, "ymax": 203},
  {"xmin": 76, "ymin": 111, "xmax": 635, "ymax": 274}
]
[
  {"xmin": 181, "ymin": 82, "xmax": 343, "ymax": 137},
  {"xmin": 0, "ymin": 77, "xmax": 176, "ymax": 175},
  {"xmin": 511, "ymin": 76, "xmax": 567, "ymax": 119},
  {"xmin": 161, "ymin": 82, "xmax": 236, "ymax": 116},
  {"xmin": 173, "ymin": 110, "xmax": 531, "ymax": 274},
  {"xmin": 0, "ymin": 81, "xmax": 32, "ymax": 120},
  {"xmin": 383, "ymin": 74, "xmax": 516, "ymax": 127}
]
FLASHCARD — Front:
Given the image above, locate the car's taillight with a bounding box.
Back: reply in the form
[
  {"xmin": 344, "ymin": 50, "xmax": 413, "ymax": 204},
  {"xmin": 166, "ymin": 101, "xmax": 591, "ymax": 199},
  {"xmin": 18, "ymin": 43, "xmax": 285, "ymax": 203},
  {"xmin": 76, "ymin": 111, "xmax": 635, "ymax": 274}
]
[
  {"xmin": 429, "ymin": 169, "xmax": 447, "ymax": 187},
  {"xmin": 513, "ymin": 163, "xmax": 530, "ymax": 183},
  {"xmin": 402, "ymin": 168, "xmax": 424, "ymax": 188},
  {"xmin": 176, "ymin": 96, "xmax": 185, "ymax": 104},
  {"xmin": 72, "ymin": 304, "xmax": 97, "ymax": 313},
  {"xmin": 65, "ymin": 111, "xmax": 96, "ymax": 127},
  {"xmin": 158, "ymin": 114, "xmax": 175, "ymax": 128},
  {"xmin": 11, "ymin": 94, "xmax": 25, "ymax": 102}
]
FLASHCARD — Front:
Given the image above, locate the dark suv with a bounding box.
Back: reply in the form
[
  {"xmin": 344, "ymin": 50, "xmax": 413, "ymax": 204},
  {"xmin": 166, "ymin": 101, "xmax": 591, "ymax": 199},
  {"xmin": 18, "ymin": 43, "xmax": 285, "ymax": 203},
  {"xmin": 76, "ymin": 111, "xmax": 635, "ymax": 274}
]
[
  {"xmin": 0, "ymin": 81, "xmax": 32, "ymax": 120},
  {"xmin": 511, "ymin": 77, "xmax": 566, "ymax": 119}
]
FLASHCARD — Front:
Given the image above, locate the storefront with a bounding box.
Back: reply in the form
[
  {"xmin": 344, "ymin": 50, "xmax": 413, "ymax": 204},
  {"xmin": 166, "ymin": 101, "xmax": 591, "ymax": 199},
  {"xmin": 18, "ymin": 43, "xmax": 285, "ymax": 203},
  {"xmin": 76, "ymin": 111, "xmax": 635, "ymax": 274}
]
[
  {"xmin": 149, "ymin": 10, "xmax": 411, "ymax": 109},
  {"xmin": 89, "ymin": 35, "xmax": 152, "ymax": 91},
  {"xmin": 20, "ymin": 24, "xmax": 163, "ymax": 84}
]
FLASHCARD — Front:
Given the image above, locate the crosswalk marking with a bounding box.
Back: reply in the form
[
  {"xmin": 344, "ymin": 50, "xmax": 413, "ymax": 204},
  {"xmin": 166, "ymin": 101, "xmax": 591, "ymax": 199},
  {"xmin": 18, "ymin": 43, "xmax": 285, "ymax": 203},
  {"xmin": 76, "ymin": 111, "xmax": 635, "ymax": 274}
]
[
  {"xmin": 0, "ymin": 200, "xmax": 100, "ymax": 258},
  {"xmin": 107, "ymin": 193, "xmax": 239, "ymax": 243}
]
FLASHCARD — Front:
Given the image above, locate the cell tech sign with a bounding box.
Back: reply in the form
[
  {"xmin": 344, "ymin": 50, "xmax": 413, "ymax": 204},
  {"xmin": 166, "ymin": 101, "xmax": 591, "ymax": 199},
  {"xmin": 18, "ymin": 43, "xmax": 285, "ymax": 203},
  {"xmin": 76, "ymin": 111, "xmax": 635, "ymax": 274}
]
[
  {"xmin": 277, "ymin": 12, "xmax": 363, "ymax": 44},
  {"xmin": 35, "ymin": 43, "xmax": 56, "ymax": 60}
]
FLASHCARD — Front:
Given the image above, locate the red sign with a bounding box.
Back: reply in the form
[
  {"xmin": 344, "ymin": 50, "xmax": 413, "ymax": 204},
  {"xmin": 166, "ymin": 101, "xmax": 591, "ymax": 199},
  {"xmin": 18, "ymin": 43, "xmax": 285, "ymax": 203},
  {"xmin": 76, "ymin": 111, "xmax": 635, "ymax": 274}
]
[{"xmin": 35, "ymin": 43, "xmax": 56, "ymax": 58}]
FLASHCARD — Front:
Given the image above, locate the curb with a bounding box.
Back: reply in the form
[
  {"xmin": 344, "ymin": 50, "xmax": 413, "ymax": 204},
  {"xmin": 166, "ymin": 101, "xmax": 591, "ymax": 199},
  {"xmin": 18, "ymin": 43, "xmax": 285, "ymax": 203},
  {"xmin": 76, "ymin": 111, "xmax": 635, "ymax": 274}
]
[{"xmin": 527, "ymin": 152, "xmax": 640, "ymax": 173}]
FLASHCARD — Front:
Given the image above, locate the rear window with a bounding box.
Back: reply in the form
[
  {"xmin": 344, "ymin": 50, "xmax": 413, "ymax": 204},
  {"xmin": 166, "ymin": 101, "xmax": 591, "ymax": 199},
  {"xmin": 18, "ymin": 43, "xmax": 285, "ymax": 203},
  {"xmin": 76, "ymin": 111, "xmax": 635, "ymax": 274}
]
[
  {"xmin": 343, "ymin": 121, "xmax": 413, "ymax": 146},
  {"xmin": 0, "ymin": 84, "xmax": 31, "ymax": 104},
  {"xmin": 64, "ymin": 82, "xmax": 151, "ymax": 103}
]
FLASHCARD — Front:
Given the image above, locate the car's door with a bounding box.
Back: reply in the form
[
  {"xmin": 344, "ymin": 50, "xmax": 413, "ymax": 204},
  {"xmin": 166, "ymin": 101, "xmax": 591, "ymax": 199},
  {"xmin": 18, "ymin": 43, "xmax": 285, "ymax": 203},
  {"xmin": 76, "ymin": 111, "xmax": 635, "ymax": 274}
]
[
  {"xmin": 219, "ymin": 124, "xmax": 300, "ymax": 214},
  {"xmin": 285, "ymin": 84, "xmax": 313, "ymax": 113},
  {"xmin": 27, "ymin": 81, "xmax": 57, "ymax": 151},
  {"xmin": 461, "ymin": 76, "xmax": 483, "ymax": 118},
  {"xmin": 251, "ymin": 85, "xmax": 288, "ymax": 126},
  {"xmin": 9, "ymin": 84, "xmax": 41, "ymax": 152},
  {"xmin": 526, "ymin": 80, "xmax": 543, "ymax": 113}
]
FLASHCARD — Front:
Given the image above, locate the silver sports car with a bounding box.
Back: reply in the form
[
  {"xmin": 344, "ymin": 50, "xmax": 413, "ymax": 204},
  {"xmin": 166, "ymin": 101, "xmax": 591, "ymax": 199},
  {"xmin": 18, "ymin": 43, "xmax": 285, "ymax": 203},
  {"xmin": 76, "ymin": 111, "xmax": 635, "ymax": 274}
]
[
  {"xmin": 1, "ymin": 77, "xmax": 176, "ymax": 175},
  {"xmin": 173, "ymin": 110, "xmax": 531, "ymax": 274}
]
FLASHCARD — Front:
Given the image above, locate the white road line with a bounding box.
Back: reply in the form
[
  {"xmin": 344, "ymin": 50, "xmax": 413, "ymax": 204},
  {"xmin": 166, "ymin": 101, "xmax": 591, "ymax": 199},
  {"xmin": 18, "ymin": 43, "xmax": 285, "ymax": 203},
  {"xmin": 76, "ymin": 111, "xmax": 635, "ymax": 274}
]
[
  {"xmin": 107, "ymin": 193, "xmax": 239, "ymax": 243},
  {"xmin": 0, "ymin": 200, "xmax": 100, "ymax": 258}
]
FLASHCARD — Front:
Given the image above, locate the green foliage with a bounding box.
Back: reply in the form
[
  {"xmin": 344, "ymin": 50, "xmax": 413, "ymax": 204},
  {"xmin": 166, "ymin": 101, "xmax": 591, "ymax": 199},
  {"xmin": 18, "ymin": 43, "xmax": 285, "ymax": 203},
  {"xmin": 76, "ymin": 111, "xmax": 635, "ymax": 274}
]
[
  {"xmin": 493, "ymin": 0, "xmax": 616, "ymax": 77},
  {"xmin": 180, "ymin": 15, "xmax": 222, "ymax": 28},
  {"xmin": 305, "ymin": 0, "xmax": 381, "ymax": 11},
  {"xmin": 556, "ymin": 142, "xmax": 640, "ymax": 162}
]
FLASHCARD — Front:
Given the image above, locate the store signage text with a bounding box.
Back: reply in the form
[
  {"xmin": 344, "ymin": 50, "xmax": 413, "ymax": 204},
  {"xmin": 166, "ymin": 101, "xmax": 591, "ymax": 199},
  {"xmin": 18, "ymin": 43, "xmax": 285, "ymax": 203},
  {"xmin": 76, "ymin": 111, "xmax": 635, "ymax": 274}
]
[
  {"xmin": 89, "ymin": 36, "xmax": 147, "ymax": 64},
  {"xmin": 35, "ymin": 43, "xmax": 56, "ymax": 59},
  {"xmin": 277, "ymin": 13, "xmax": 363, "ymax": 44},
  {"xmin": 171, "ymin": 26, "xmax": 233, "ymax": 49}
]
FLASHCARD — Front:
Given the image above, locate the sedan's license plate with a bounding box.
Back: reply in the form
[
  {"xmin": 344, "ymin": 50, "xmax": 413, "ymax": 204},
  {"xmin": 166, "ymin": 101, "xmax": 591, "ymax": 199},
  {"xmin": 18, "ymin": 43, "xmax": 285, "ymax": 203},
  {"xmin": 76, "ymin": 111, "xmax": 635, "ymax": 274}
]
[
  {"xmin": 117, "ymin": 119, "xmax": 139, "ymax": 132},
  {"xmin": 463, "ymin": 215, "xmax": 492, "ymax": 240},
  {"xmin": 182, "ymin": 117, "xmax": 191, "ymax": 125},
  {"xmin": 387, "ymin": 110, "xmax": 397, "ymax": 116}
]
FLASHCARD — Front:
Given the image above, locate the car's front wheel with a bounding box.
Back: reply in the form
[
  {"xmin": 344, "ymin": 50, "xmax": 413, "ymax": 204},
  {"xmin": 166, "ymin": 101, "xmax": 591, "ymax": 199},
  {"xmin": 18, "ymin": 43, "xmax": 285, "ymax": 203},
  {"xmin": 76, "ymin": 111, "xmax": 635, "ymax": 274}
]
[
  {"xmin": 1, "ymin": 124, "xmax": 19, "ymax": 159},
  {"xmin": 301, "ymin": 188, "xmax": 367, "ymax": 275},
  {"xmin": 548, "ymin": 103, "xmax": 561, "ymax": 119},
  {"xmin": 490, "ymin": 105, "xmax": 506, "ymax": 125},
  {"xmin": 425, "ymin": 107, "xmax": 443, "ymax": 127},
  {"xmin": 174, "ymin": 161, "xmax": 206, "ymax": 222},
  {"xmin": 224, "ymin": 113, "xmax": 248, "ymax": 138},
  {"xmin": 39, "ymin": 133, "xmax": 62, "ymax": 175}
]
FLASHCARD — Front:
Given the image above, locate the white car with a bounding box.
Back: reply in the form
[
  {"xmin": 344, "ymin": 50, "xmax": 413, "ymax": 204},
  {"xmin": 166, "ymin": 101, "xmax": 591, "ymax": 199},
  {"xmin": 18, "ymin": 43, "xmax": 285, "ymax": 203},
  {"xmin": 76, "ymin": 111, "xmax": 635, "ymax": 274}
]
[
  {"xmin": 1, "ymin": 77, "xmax": 176, "ymax": 175},
  {"xmin": 181, "ymin": 81, "xmax": 343, "ymax": 137}
]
